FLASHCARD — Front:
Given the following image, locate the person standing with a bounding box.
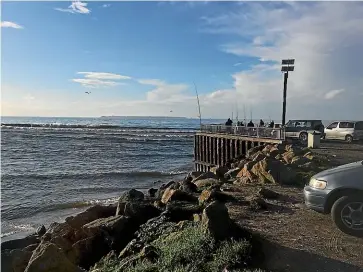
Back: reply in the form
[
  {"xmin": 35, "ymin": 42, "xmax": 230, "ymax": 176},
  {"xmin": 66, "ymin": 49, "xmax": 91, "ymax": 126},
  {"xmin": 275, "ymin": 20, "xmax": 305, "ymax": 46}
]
[{"xmin": 259, "ymin": 119, "xmax": 265, "ymax": 127}]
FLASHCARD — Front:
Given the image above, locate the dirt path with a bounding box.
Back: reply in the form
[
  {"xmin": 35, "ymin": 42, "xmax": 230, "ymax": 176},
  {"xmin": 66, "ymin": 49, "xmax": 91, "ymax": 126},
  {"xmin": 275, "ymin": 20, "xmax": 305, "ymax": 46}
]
[{"xmin": 226, "ymin": 142, "xmax": 363, "ymax": 272}]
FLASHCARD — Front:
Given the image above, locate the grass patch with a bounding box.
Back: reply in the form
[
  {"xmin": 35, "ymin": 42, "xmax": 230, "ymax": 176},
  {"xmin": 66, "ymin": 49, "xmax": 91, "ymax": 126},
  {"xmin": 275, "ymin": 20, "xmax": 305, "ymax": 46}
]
[{"xmin": 95, "ymin": 225, "xmax": 256, "ymax": 272}]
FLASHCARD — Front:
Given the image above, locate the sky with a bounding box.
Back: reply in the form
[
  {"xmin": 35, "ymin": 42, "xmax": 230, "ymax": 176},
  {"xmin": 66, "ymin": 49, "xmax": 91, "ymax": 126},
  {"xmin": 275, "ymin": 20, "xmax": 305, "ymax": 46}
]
[{"xmin": 1, "ymin": 1, "xmax": 363, "ymax": 120}]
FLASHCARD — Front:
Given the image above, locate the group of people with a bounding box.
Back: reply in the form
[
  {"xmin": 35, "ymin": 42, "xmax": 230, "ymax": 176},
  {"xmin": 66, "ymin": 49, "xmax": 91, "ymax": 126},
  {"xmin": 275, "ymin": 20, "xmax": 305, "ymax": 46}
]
[{"xmin": 225, "ymin": 118, "xmax": 275, "ymax": 128}]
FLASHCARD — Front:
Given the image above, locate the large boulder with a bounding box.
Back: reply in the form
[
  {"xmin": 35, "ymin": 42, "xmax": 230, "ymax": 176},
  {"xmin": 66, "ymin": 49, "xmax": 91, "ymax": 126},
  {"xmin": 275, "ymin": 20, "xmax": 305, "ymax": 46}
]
[
  {"xmin": 199, "ymin": 189, "xmax": 235, "ymax": 205},
  {"xmin": 161, "ymin": 188, "xmax": 197, "ymax": 204},
  {"xmin": 192, "ymin": 172, "xmax": 217, "ymax": 182},
  {"xmin": 116, "ymin": 189, "xmax": 144, "ymax": 215},
  {"xmin": 179, "ymin": 179, "xmax": 198, "ymax": 193},
  {"xmin": 251, "ymin": 157, "xmax": 297, "ymax": 184},
  {"xmin": 123, "ymin": 202, "xmax": 161, "ymax": 224},
  {"xmin": 1, "ymin": 234, "xmax": 40, "ymax": 251},
  {"xmin": 82, "ymin": 215, "xmax": 136, "ymax": 253},
  {"xmin": 210, "ymin": 166, "xmax": 229, "ymax": 179},
  {"xmin": 236, "ymin": 164, "xmax": 257, "ymax": 182},
  {"xmin": 65, "ymin": 205, "xmax": 116, "ymax": 229},
  {"xmin": 247, "ymin": 145, "xmax": 265, "ymax": 158},
  {"xmin": 1, "ymin": 248, "xmax": 32, "ymax": 272},
  {"xmin": 24, "ymin": 242, "xmax": 82, "ymax": 272},
  {"xmin": 224, "ymin": 168, "xmax": 241, "ymax": 179},
  {"xmin": 193, "ymin": 178, "xmax": 221, "ymax": 189},
  {"xmin": 201, "ymin": 201, "xmax": 232, "ymax": 240},
  {"xmin": 164, "ymin": 201, "xmax": 203, "ymax": 221}
]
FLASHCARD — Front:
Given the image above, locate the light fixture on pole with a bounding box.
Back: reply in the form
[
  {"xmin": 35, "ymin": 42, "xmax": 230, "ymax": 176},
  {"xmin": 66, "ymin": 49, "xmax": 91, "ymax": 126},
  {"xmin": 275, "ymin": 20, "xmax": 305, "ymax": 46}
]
[{"xmin": 281, "ymin": 59, "xmax": 295, "ymax": 126}]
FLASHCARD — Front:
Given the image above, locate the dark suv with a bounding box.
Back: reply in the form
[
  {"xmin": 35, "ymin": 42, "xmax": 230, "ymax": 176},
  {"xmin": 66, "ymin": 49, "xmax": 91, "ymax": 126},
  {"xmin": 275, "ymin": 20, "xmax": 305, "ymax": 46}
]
[{"xmin": 285, "ymin": 120, "xmax": 325, "ymax": 142}]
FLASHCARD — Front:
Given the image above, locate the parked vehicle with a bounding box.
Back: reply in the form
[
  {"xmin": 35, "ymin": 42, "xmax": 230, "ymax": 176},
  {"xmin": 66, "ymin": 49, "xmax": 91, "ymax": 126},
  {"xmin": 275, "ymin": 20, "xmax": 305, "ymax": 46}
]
[
  {"xmin": 284, "ymin": 120, "xmax": 325, "ymax": 142},
  {"xmin": 304, "ymin": 161, "xmax": 363, "ymax": 237},
  {"xmin": 324, "ymin": 121, "xmax": 363, "ymax": 143}
]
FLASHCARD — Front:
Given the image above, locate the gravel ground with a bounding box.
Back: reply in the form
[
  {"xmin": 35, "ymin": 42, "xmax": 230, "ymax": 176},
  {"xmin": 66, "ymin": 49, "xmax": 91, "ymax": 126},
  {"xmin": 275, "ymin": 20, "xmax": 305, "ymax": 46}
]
[{"xmin": 226, "ymin": 141, "xmax": 363, "ymax": 272}]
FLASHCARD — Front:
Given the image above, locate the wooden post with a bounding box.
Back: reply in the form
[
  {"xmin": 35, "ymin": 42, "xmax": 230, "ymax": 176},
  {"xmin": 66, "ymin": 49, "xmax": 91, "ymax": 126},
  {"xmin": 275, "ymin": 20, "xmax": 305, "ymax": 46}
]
[{"xmin": 208, "ymin": 136, "xmax": 212, "ymax": 164}]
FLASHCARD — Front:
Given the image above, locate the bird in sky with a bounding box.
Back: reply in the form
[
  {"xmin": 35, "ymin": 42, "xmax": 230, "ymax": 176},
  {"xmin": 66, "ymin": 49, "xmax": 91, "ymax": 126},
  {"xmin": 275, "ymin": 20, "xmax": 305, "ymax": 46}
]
[
  {"xmin": 85, "ymin": 91, "xmax": 91, "ymax": 94},
  {"xmin": 170, "ymin": 110, "xmax": 173, "ymax": 113}
]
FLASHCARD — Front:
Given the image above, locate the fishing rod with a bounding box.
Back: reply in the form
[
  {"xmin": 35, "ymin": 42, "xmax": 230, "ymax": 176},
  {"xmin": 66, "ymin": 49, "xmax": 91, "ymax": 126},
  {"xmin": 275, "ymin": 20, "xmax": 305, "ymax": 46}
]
[{"xmin": 193, "ymin": 82, "xmax": 202, "ymax": 128}]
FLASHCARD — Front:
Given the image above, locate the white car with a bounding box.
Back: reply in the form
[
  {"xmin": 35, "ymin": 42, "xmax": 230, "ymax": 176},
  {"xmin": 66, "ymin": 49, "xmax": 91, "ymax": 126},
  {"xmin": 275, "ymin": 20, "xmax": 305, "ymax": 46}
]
[{"xmin": 324, "ymin": 121, "xmax": 363, "ymax": 143}]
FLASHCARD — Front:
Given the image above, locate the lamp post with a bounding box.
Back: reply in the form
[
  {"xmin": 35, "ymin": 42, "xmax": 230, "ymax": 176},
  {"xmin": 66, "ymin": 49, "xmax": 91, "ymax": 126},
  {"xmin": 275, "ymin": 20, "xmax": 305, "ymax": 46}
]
[{"xmin": 281, "ymin": 59, "xmax": 295, "ymax": 126}]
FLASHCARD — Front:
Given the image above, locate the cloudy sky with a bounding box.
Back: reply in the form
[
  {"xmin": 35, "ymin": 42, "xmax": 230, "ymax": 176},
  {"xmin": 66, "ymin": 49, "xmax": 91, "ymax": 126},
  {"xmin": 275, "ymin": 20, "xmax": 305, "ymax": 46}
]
[{"xmin": 2, "ymin": 1, "xmax": 363, "ymax": 119}]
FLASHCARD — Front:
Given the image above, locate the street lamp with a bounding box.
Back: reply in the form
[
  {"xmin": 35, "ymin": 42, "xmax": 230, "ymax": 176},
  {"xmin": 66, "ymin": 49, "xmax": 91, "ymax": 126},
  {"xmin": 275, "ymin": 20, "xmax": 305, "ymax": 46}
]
[{"xmin": 281, "ymin": 59, "xmax": 295, "ymax": 126}]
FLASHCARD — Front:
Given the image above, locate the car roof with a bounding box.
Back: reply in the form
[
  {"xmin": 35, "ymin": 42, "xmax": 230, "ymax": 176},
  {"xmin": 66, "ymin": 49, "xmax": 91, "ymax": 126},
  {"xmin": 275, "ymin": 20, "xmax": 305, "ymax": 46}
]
[{"xmin": 331, "ymin": 120, "xmax": 362, "ymax": 123}]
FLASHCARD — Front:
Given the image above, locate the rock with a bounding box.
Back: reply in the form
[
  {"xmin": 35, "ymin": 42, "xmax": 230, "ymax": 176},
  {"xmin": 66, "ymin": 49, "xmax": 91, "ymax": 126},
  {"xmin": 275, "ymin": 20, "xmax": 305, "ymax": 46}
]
[
  {"xmin": 251, "ymin": 157, "xmax": 297, "ymax": 184},
  {"xmin": 258, "ymin": 188, "xmax": 280, "ymax": 199},
  {"xmin": 161, "ymin": 188, "xmax": 197, "ymax": 204},
  {"xmin": 1, "ymin": 248, "xmax": 32, "ymax": 272},
  {"xmin": 140, "ymin": 245, "xmax": 158, "ymax": 262},
  {"xmin": 116, "ymin": 189, "xmax": 145, "ymax": 216},
  {"xmin": 247, "ymin": 145, "xmax": 265, "ymax": 158},
  {"xmin": 304, "ymin": 152, "xmax": 315, "ymax": 160},
  {"xmin": 83, "ymin": 215, "xmax": 137, "ymax": 254},
  {"xmin": 72, "ymin": 235, "xmax": 109, "ymax": 269},
  {"xmin": 153, "ymin": 200, "xmax": 165, "ymax": 209},
  {"xmin": 291, "ymin": 156, "xmax": 310, "ymax": 166},
  {"xmin": 199, "ymin": 189, "xmax": 235, "ymax": 205},
  {"xmin": 262, "ymin": 144, "xmax": 274, "ymax": 154},
  {"xmin": 201, "ymin": 201, "xmax": 232, "ymax": 240},
  {"xmin": 193, "ymin": 214, "xmax": 202, "ymax": 222},
  {"xmin": 251, "ymin": 151, "xmax": 266, "ymax": 162},
  {"xmin": 210, "ymin": 166, "xmax": 229, "ymax": 179},
  {"xmin": 164, "ymin": 201, "xmax": 202, "ymax": 221},
  {"xmin": 236, "ymin": 165, "xmax": 257, "ymax": 182},
  {"xmin": 123, "ymin": 202, "xmax": 161, "ymax": 224},
  {"xmin": 249, "ymin": 196, "xmax": 268, "ymax": 210},
  {"xmin": 192, "ymin": 171, "xmax": 217, "ymax": 182},
  {"xmin": 119, "ymin": 239, "xmax": 144, "ymax": 259},
  {"xmin": 1, "ymin": 235, "xmax": 40, "ymax": 251},
  {"xmin": 187, "ymin": 171, "xmax": 204, "ymax": 180},
  {"xmin": 224, "ymin": 168, "xmax": 241, "ymax": 179},
  {"xmin": 193, "ymin": 178, "xmax": 221, "ymax": 189},
  {"xmin": 36, "ymin": 225, "xmax": 46, "ymax": 236},
  {"xmin": 180, "ymin": 179, "xmax": 198, "ymax": 193},
  {"xmin": 24, "ymin": 244, "xmax": 39, "ymax": 252},
  {"xmin": 237, "ymin": 159, "xmax": 249, "ymax": 169},
  {"xmin": 24, "ymin": 242, "xmax": 82, "ymax": 272},
  {"xmin": 66, "ymin": 205, "xmax": 117, "ymax": 229},
  {"xmin": 82, "ymin": 216, "xmax": 129, "ymax": 238},
  {"xmin": 135, "ymin": 215, "xmax": 177, "ymax": 244},
  {"xmin": 119, "ymin": 189, "xmax": 145, "ymax": 202},
  {"xmin": 282, "ymin": 151, "xmax": 295, "ymax": 164},
  {"xmin": 148, "ymin": 188, "xmax": 158, "ymax": 197}
]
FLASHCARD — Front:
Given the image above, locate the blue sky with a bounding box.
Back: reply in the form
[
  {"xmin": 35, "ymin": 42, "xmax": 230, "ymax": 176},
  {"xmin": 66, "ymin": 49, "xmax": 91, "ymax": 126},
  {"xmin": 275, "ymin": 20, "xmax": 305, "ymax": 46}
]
[{"xmin": 2, "ymin": 1, "xmax": 363, "ymax": 119}]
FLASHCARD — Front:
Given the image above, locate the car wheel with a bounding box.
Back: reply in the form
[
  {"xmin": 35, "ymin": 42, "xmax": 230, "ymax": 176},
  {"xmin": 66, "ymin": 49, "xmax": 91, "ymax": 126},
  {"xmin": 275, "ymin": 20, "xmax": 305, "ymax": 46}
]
[
  {"xmin": 345, "ymin": 135, "xmax": 353, "ymax": 143},
  {"xmin": 331, "ymin": 195, "xmax": 363, "ymax": 237},
  {"xmin": 299, "ymin": 132, "xmax": 308, "ymax": 142}
]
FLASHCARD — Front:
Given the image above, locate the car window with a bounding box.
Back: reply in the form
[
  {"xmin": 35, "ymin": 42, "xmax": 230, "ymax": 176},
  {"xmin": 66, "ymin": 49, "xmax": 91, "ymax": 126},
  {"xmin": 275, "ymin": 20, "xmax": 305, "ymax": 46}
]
[
  {"xmin": 286, "ymin": 121, "xmax": 295, "ymax": 127},
  {"xmin": 326, "ymin": 122, "xmax": 338, "ymax": 129},
  {"xmin": 339, "ymin": 122, "xmax": 354, "ymax": 129},
  {"xmin": 355, "ymin": 121, "xmax": 363, "ymax": 130}
]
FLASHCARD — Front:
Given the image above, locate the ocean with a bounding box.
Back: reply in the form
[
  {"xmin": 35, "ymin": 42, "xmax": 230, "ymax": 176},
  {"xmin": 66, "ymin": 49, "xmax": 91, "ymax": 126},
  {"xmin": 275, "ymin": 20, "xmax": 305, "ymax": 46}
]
[{"xmin": 1, "ymin": 116, "xmax": 221, "ymax": 242}]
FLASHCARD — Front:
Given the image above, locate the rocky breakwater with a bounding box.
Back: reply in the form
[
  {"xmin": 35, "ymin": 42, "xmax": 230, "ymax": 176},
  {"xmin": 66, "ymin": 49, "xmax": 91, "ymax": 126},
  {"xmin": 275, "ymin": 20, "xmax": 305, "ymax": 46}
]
[{"xmin": 1, "ymin": 143, "xmax": 331, "ymax": 272}]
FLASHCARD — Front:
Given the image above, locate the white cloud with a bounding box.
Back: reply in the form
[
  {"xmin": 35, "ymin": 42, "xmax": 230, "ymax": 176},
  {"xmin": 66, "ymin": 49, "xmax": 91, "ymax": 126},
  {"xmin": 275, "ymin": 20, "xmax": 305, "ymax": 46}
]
[
  {"xmin": 55, "ymin": 1, "xmax": 90, "ymax": 14},
  {"xmin": 233, "ymin": 63, "xmax": 242, "ymax": 67},
  {"xmin": 71, "ymin": 78, "xmax": 121, "ymax": 88},
  {"xmin": 324, "ymin": 89, "xmax": 345, "ymax": 100},
  {"xmin": 72, "ymin": 72, "xmax": 131, "ymax": 88},
  {"xmin": 1, "ymin": 21, "xmax": 23, "ymax": 29},
  {"xmin": 200, "ymin": 2, "xmax": 363, "ymax": 118},
  {"xmin": 78, "ymin": 72, "xmax": 131, "ymax": 80},
  {"xmin": 102, "ymin": 4, "xmax": 111, "ymax": 8},
  {"xmin": 138, "ymin": 79, "xmax": 190, "ymax": 102}
]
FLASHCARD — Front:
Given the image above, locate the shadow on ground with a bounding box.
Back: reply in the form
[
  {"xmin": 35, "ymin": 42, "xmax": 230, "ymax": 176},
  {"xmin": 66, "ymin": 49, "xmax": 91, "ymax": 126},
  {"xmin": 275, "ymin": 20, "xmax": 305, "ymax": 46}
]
[{"xmin": 259, "ymin": 238, "xmax": 363, "ymax": 272}]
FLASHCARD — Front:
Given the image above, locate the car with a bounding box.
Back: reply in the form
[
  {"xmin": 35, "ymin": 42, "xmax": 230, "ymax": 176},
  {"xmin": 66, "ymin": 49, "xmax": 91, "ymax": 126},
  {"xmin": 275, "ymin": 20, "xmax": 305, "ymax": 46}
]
[
  {"xmin": 284, "ymin": 120, "xmax": 325, "ymax": 142},
  {"xmin": 324, "ymin": 121, "xmax": 363, "ymax": 143},
  {"xmin": 304, "ymin": 160, "xmax": 363, "ymax": 237}
]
